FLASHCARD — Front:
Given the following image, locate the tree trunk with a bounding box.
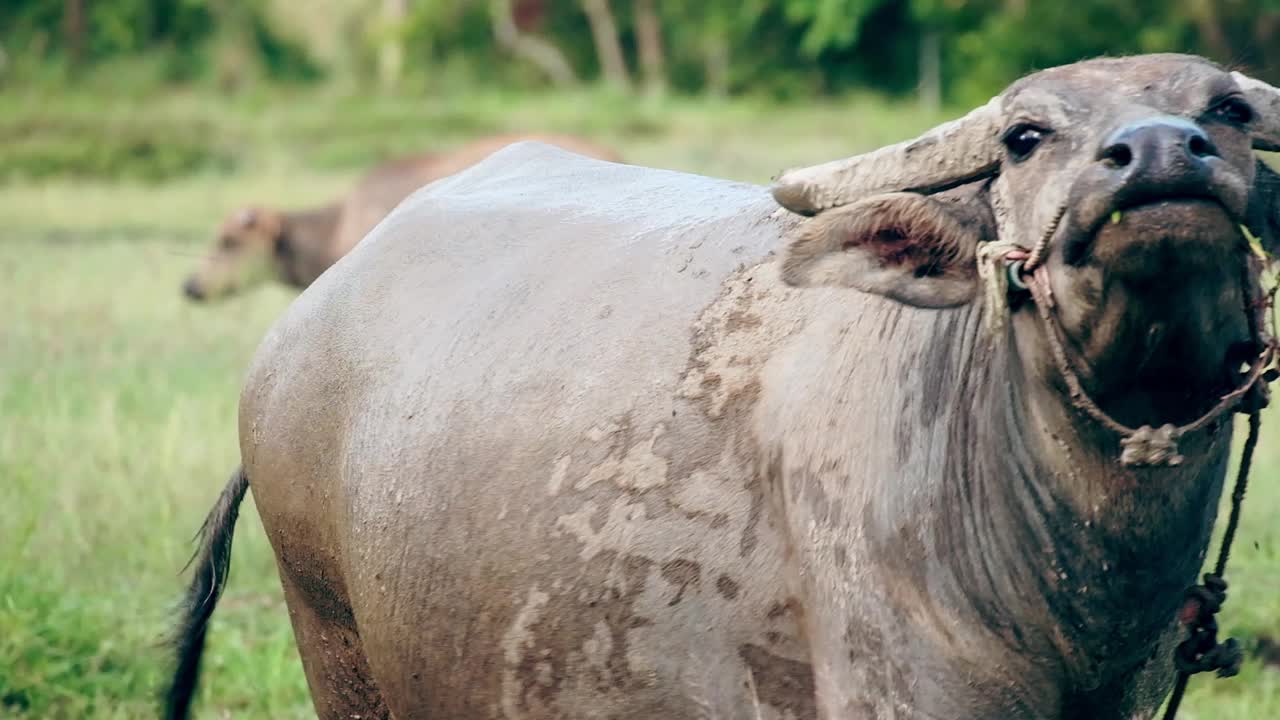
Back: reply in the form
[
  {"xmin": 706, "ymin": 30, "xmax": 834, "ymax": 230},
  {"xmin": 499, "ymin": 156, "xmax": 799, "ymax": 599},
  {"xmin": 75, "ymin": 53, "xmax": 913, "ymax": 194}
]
[
  {"xmin": 633, "ymin": 0, "xmax": 665, "ymax": 96},
  {"xmin": 378, "ymin": 0, "xmax": 409, "ymax": 91},
  {"xmin": 704, "ymin": 32, "xmax": 729, "ymax": 98},
  {"xmin": 63, "ymin": 0, "xmax": 85, "ymax": 67},
  {"xmin": 918, "ymin": 30, "xmax": 941, "ymax": 113},
  {"xmin": 1252, "ymin": 13, "xmax": 1280, "ymax": 84},
  {"xmin": 490, "ymin": 0, "xmax": 579, "ymax": 87},
  {"xmin": 580, "ymin": 0, "xmax": 630, "ymax": 90},
  {"xmin": 1187, "ymin": 0, "xmax": 1231, "ymax": 62},
  {"xmin": 206, "ymin": 0, "xmax": 250, "ymax": 94}
]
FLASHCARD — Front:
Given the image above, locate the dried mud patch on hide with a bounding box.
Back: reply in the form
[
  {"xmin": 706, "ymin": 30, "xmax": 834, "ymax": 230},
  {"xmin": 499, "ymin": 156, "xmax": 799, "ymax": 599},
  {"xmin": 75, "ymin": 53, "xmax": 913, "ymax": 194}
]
[
  {"xmin": 677, "ymin": 259, "xmax": 807, "ymax": 566},
  {"xmin": 737, "ymin": 643, "xmax": 818, "ymax": 718},
  {"xmin": 678, "ymin": 260, "xmax": 806, "ymax": 424},
  {"xmin": 500, "ymin": 553, "xmax": 658, "ymax": 716},
  {"xmin": 544, "ymin": 410, "xmax": 754, "ymax": 538},
  {"xmin": 568, "ymin": 415, "xmax": 673, "ymax": 493}
]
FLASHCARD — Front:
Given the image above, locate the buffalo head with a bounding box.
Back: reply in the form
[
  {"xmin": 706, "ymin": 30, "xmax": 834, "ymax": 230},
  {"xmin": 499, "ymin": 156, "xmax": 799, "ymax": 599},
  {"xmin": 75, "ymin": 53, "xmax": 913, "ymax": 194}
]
[
  {"xmin": 775, "ymin": 54, "xmax": 1280, "ymax": 430},
  {"xmin": 182, "ymin": 206, "xmax": 287, "ymax": 302}
]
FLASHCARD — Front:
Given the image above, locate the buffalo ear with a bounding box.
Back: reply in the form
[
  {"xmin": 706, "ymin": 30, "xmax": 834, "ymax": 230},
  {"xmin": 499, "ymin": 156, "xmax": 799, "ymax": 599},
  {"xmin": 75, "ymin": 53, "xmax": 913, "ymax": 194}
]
[
  {"xmin": 1249, "ymin": 158, "xmax": 1280, "ymax": 255},
  {"xmin": 779, "ymin": 190, "xmax": 993, "ymax": 308}
]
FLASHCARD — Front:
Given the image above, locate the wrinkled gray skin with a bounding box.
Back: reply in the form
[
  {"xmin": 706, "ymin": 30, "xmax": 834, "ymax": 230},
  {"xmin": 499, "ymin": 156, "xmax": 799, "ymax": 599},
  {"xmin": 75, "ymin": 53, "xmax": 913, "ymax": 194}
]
[{"xmin": 174, "ymin": 55, "xmax": 1280, "ymax": 720}]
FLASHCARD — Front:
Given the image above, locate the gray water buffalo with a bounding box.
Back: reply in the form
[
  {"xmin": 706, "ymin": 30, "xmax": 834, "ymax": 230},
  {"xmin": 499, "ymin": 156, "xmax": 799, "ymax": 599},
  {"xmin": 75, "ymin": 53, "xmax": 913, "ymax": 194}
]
[
  {"xmin": 166, "ymin": 54, "xmax": 1280, "ymax": 719},
  {"xmin": 180, "ymin": 133, "xmax": 621, "ymax": 301}
]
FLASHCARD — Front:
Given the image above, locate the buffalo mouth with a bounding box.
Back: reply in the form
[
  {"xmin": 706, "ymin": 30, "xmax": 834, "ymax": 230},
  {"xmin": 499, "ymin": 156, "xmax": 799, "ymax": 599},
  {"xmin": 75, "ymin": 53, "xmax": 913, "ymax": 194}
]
[
  {"xmin": 1073, "ymin": 196, "xmax": 1241, "ymax": 277},
  {"xmin": 182, "ymin": 276, "xmax": 209, "ymax": 302}
]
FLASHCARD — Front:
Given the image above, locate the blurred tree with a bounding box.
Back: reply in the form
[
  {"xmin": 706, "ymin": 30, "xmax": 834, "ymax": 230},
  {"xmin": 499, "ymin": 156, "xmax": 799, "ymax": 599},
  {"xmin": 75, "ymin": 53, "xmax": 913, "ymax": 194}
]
[
  {"xmin": 1184, "ymin": 0, "xmax": 1280, "ymax": 82},
  {"xmin": 656, "ymin": 0, "xmax": 767, "ymax": 96},
  {"xmin": 580, "ymin": 0, "xmax": 631, "ymax": 89},
  {"xmin": 207, "ymin": 0, "xmax": 254, "ymax": 92},
  {"xmin": 247, "ymin": 3, "xmax": 324, "ymax": 84},
  {"xmin": 632, "ymin": 0, "xmax": 665, "ymax": 95},
  {"xmin": 918, "ymin": 27, "xmax": 940, "ymax": 110},
  {"xmin": 697, "ymin": 2, "xmax": 734, "ymax": 97},
  {"xmin": 490, "ymin": 0, "xmax": 579, "ymax": 86},
  {"xmin": 783, "ymin": 0, "xmax": 891, "ymax": 58},
  {"xmin": 62, "ymin": 0, "xmax": 84, "ymax": 67},
  {"xmin": 377, "ymin": 0, "xmax": 409, "ymax": 91}
]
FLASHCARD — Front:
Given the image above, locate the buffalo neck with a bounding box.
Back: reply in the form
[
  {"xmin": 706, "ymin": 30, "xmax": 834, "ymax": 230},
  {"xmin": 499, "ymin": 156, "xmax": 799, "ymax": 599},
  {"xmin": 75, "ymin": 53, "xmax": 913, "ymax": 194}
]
[
  {"xmin": 952, "ymin": 308, "xmax": 1228, "ymax": 678},
  {"xmin": 761, "ymin": 296, "xmax": 1232, "ymax": 714},
  {"xmin": 276, "ymin": 204, "xmax": 342, "ymax": 289}
]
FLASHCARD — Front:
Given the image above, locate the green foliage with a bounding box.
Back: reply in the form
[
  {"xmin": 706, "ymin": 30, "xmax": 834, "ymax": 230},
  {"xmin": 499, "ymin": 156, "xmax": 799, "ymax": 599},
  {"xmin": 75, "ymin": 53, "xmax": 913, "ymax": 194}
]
[
  {"xmin": 0, "ymin": 116, "xmax": 235, "ymax": 183},
  {"xmin": 925, "ymin": 0, "xmax": 1199, "ymax": 105},
  {"xmin": 247, "ymin": 9, "xmax": 325, "ymax": 83},
  {"xmin": 397, "ymin": 1, "xmax": 535, "ymax": 89},
  {"xmin": 784, "ymin": 0, "xmax": 887, "ymax": 57},
  {"xmin": 0, "ymin": 0, "xmax": 322, "ymax": 86},
  {"xmin": 0, "ymin": 0, "xmax": 213, "ymax": 63},
  {"xmin": 2, "ymin": 0, "xmax": 1278, "ymax": 101}
]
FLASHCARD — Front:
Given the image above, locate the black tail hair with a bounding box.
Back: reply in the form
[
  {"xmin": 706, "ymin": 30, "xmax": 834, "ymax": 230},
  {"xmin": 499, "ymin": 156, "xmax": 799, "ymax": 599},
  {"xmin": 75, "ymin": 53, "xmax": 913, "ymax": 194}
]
[{"xmin": 163, "ymin": 467, "xmax": 250, "ymax": 720}]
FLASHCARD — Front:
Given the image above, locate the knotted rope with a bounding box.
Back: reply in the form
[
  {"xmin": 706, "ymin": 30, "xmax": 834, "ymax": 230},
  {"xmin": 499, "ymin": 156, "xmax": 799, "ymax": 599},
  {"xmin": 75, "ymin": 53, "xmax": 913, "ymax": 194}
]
[
  {"xmin": 1159, "ymin": 408, "xmax": 1260, "ymax": 719},
  {"xmin": 1161, "ymin": 246, "xmax": 1277, "ymax": 719},
  {"xmin": 975, "ymin": 204, "xmax": 1067, "ymax": 335},
  {"xmin": 975, "ymin": 240, "xmax": 1028, "ymax": 334},
  {"xmin": 1025, "ymin": 264, "xmax": 1276, "ymax": 467}
]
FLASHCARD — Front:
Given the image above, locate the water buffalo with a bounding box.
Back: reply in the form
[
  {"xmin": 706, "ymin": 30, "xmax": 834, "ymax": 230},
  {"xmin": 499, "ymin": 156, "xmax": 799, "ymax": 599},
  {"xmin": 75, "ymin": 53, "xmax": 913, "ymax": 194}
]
[
  {"xmin": 166, "ymin": 54, "xmax": 1280, "ymax": 719},
  {"xmin": 180, "ymin": 133, "xmax": 621, "ymax": 301}
]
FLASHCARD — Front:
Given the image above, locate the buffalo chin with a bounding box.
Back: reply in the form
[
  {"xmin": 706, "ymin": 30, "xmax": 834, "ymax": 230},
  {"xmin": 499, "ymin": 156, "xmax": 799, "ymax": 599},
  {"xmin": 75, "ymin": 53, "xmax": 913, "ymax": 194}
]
[
  {"xmin": 1056, "ymin": 199, "xmax": 1252, "ymax": 427},
  {"xmin": 1088, "ymin": 199, "xmax": 1238, "ymax": 281}
]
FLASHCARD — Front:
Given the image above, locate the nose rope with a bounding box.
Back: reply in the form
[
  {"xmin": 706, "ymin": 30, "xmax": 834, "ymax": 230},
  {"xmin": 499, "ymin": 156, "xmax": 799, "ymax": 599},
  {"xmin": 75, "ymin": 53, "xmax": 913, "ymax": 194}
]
[
  {"xmin": 975, "ymin": 202, "xmax": 1069, "ymax": 334},
  {"xmin": 1022, "ymin": 203, "xmax": 1069, "ymax": 273}
]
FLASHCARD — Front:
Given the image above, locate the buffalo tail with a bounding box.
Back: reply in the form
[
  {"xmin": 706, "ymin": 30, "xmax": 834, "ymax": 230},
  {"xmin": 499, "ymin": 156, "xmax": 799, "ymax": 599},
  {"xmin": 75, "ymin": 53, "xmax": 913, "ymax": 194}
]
[{"xmin": 163, "ymin": 466, "xmax": 250, "ymax": 720}]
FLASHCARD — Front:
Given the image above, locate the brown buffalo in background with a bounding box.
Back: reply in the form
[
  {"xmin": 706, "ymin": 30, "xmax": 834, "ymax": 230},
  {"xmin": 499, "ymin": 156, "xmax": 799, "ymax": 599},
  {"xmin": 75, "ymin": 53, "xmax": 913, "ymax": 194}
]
[{"xmin": 181, "ymin": 133, "xmax": 621, "ymax": 301}]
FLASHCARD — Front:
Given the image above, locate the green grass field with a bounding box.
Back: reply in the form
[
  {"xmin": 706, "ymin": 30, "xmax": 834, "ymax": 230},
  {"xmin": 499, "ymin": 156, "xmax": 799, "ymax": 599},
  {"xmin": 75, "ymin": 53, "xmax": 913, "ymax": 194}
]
[{"xmin": 2, "ymin": 88, "xmax": 1279, "ymax": 718}]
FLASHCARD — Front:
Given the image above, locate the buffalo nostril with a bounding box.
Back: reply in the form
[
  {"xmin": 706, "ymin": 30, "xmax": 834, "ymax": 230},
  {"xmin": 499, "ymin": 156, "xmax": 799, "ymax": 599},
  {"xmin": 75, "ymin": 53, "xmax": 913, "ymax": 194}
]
[
  {"xmin": 1101, "ymin": 143, "xmax": 1133, "ymax": 168},
  {"xmin": 1187, "ymin": 133, "xmax": 1216, "ymax": 158}
]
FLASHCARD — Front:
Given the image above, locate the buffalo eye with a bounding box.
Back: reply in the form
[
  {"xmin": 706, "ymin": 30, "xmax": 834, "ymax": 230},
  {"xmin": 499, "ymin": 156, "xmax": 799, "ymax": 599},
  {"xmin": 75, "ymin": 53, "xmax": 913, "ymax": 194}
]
[
  {"xmin": 1208, "ymin": 96, "xmax": 1253, "ymax": 126},
  {"xmin": 1002, "ymin": 124, "xmax": 1048, "ymax": 161}
]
